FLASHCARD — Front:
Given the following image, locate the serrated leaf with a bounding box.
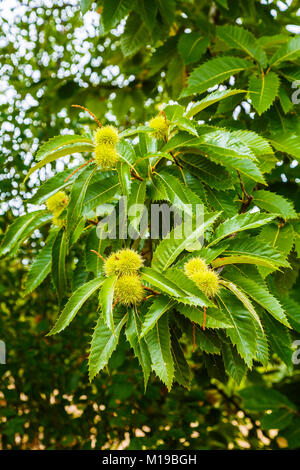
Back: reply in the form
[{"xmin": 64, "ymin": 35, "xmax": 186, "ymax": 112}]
[
  {"xmin": 229, "ymin": 130, "xmax": 274, "ymax": 156},
  {"xmin": 128, "ymin": 180, "xmax": 147, "ymax": 234},
  {"xmin": 217, "ymin": 289, "xmax": 257, "ymax": 367},
  {"xmin": 35, "ymin": 134, "xmax": 94, "ymax": 162},
  {"xmin": 240, "ymin": 386, "xmax": 295, "ymax": 411},
  {"xmin": 253, "ymin": 190, "xmax": 297, "ymax": 220},
  {"xmin": 118, "ymin": 162, "xmax": 131, "ymax": 196},
  {"xmin": 152, "ymin": 211, "xmax": 221, "ymax": 271},
  {"xmin": 24, "ymin": 231, "xmax": 57, "ymax": 295},
  {"xmin": 83, "ymin": 175, "xmax": 120, "ymax": 215},
  {"xmin": 140, "ymin": 296, "xmax": 175, "ymax": 338},
  {"xmin": 48, "ymin": 277, "xmax": 104, "ymax": 335},
  {"xmin": 99, "ymin": 275, "xmax": 118, "ymax": 332},
  {"xmin": 164, "ymin": 268, "xmax": 213, "ymax": 307},
  {"xmin": 121, "ymin": 12, "xmax": 149, "ymax": 57},
  {"xmin": 180, "ymin": 154, "xmax": 233, "ymax": 190},
  {"xmin": 209, "ymin": 212, "xmax": 276, "ymax": 246},
  {"xmin": 220, "ymin": 279, "xmax": 263, "ymax": 332},
  {"xmin": 212, "ymin": 238, "xmax": 290, "ymax": 270},
  {"xmin": 66, "ymin": 165, "xmax": 97, "ymax": 237},
  {"xmin": 261, "ymin": 409, "xmax": 293, "ymax": 431},
  {"xmin": 0, "ymin": 211, "xmax": 52, "ymax": 258},
  {"xmin": 186, "ymin": 89, "xmax": 246, "ymax": 118},
  {"xmin": 140, "ymin": 267, "xmax": 188, "ymax": 299},
  {"xmin": 163, "ymin": 104, "xmax": 184, "ymax": 122},
  {"xmin": 29, "ymin": 168, "xmax": 78, "ymax": 205},
  {"xmin": 217, "ymin": 25, "xmax": 267, "ymax": 67},
  {"xmin": 176, "ymin": 314, "xmax": 221, "ymax": 354},
  {"xmin": 126, "ymin": 308, "xmax": 151, "ymax": 390},
  {"xmin": 176, "ymin": 304, "xmax": 232, "ymax": 329},
  {"xmin": 80, "ymin": 0, "xmax": 93, "ymax": 15},
  {"xmin": 261, "ymin": 310, "xmax": 293, "ymax": 371},
  {"xmin": 145, "ymin": 314, "xmax": 174, "ymax": 391},
  {"xmin": 269, "ymin": 134, "xmax": 300, "ymax": 161},
  {"xmin": 89, "ymin": 313, "xmax": 128, "ymax": 381},
  {"xmin": 249, "ymin": 72, "xmax": 280, "ymax": 115},
  {"xmin": 222, "ymin": 343, "xmax": 247, "ymax": 384},
  {"xmin": 117, "ymin": 139, "xmax": 137, "ymax": 167},
  {"xmin": 181, "ymin": 56, "xmax": 252, "ymax": 97},
  {"xmin": 171, "ymin": 332, "xmax": 191, "ymax": 389},
  {"xmin": 178, "ymin": 33, "xmax": 209, "ymax": 65},
  {"xmin": 102, "ymin": 0, "xmax": 132, "ymax": 31},
  {"xmin": 270, "ymin": 36, "xmax": 300, "ymax": 66},
  {"xmin": 173, "ymin": 117, "xmax": 199, "ymax": 136},
  {"xmin": 51, "ymin": 230, "xmax": 68, "ymax": 302},
  {"xmin": 258, "ymin": 222, "xmax": 294, "ymax": 277}
]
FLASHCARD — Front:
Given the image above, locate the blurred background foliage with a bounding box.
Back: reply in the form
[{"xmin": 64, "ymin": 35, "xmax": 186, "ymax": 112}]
[{"xmin": 0, "ymin": 0, "xmax": 300, "ymax": 450}]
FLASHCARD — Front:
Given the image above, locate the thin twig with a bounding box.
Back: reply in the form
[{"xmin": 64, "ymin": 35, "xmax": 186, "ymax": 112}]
[{"xmin": 71, "ymin": 104, "xmax": 102, "ymax": 127}]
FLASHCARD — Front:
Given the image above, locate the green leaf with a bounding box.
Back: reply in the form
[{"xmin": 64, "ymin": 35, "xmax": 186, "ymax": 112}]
[
  {"xmin": 176, "ymin": 304, "xmax": 232, "ymax": 329},
  {"xmin": 80, "ymin": 0, "xmax": 93, "ymax": 15},
  {"xmin": 128, "ymin": 180, "xmax": 147, "ymax": 233},
  {"xmin": 240, "ymin": 386, "xmax": 295, "ymax": 411},
  {"xmin": 156, "ymin": 0, "xmax": 175, "ymax": 24},
  {"xmin": 48, "ymin": 276, "xmax": 104, "ymax": 335},
  {"xmin": 145, "ymin": 314, "xmax": 174, "ymax": 391},
  {"xmin": 164, "ymin": 268, "xmax": 213, "ymax": 307},
  {"xmin": 249, "ymin": 72, "xmax": 280, "ymax": 115},
  {"xmin": 255, "ymin": 322, "xmax": 269, "ymax": 367},
  {"xmin": 125, "ymin": 308, "xmax": 151, "ymax": 390},
  {"xmin": 85, "ymin": 228, "xmax": 110, "ymax": 276},
  {"xmin": 118, "ymin": 162, "xmax": 132, "ymax": 196},
  {"xmin": 229, "ymin": 130, "xmax": 274, "ymax": 156},
  {"xmin": 51, "ymin": 230, "xmax": 68, "ymax": 302},
  {"xmin": 186, "ymin": 89, "xmax": 246, "ymax": 118},
  {"xmin": 0, "ymin": 211, "xmax": 52, "ymax": 258},
  {"xmin": 261, "ymin": 409, "xmax": 293, "ymax": 431},
  {"xmin": 163, "ymin": 104, "xmax": 185, "ymax": 122},
  {"xmin": 205, "ymin": 187, "xmax": 237, "ymax": 218},
  {"xmin": 89, "ymin": 313, "xmax": 128, "ymax": 381},
  {"xmin": 223, "ymin": 267, "xmax": 290, "ymax": 327},
  {"xmin": 269, "ymin": 133, "xmax": 300, "ymax": 161},
  {"xmin": 117, "ymin": 139, "xmax": 137, "ymax": 167},
  {"xmin": 217, "ymin": 289, "xmax": 257, "ymax": 367},
  {"xmin": 24, "ymin": 231, "xmax": 57, "ymax": 295},
  {"xmin": 102, "ymin": 0, "xmax": 132, "ymax": 31},
  {"xmin": 152, "ymin": 172, "xmax": 200, "ymax": 216},
  {"xmin": 152, "ymin": 211, "xmax": 221, "ymax": 271},
  {"xmin": 209, "ymin": 212, "xmax": 276, "ymax": 247},
  {"xmin": 121, "ymin": 12, "xmax": 149, "ymax": 57},
  {"xmin": 140, "ymin": 267, "xmax": 189, "ymax": 299},
  {"xmin": 99, "ymin": 275, "xmax": 118, "ymax": 332},
  {"xmin": 66, "ymin": 165, "xmax": 97, "ymax": 237},
  {"xmin": 176, "ymin": 314, "xmax": 221, "ymax": 354},
  {"xmin": 261, "ymin": 309, "xmax": 293, "ymax": 370},
  {"xmin": 180, "ymin": 56, "xmax": 252, "ymax": 97},
  {"xmin": 270, "ymin": 36, "xmax": 300, "ymax": 66},
  {"xmin": 29, "ymin": 168, "xmax": 78, "ymax": 205},
  {"xmin": 136, "ymin": 0, "xmax": 157, "ymax": 33},
  {"xmin": 211, "ymin": 238, "xmax": 290, "ymax": 270},
  {"xmin": 35, "ymin": 134, "xmax": 94, "ymax": 162},
  {"xmin": 178, "ymin": 33, "xmax": 209, "ymax": 65},
  {"xmin": 220, "ymin": 279, "xmax": 263, "ymax": 332},
  {"xmin": 171, "ymin": 332, "xmax": 191, "ymax": 389},
  {"xmin": 83, "ymin": 175, "xmax": 120, "ymax": 215},
  {"xmin": 258, "ymin": 222, "xmax": 294, "ymax": 277},
  {"xmin": 217, "ymin": 25, "xmax": 267, "ymax": 66},
  {"xmin": 253, "ymin": 190, "xmax": 297, "ymax": 220},
  {"xmin": 172, "ymin": 117, "xmax": 199, "ymax": 136},
  {"xmin": 140, "ymin": 296, "xmax": 175, "ymax": 338},
  {"xmin": 222, "ymin": 343, "xmax": 247, "ymax": 385},
  {"xmin": 180, "ymin": 154, "xmax": 233, "ymax": 190}
]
